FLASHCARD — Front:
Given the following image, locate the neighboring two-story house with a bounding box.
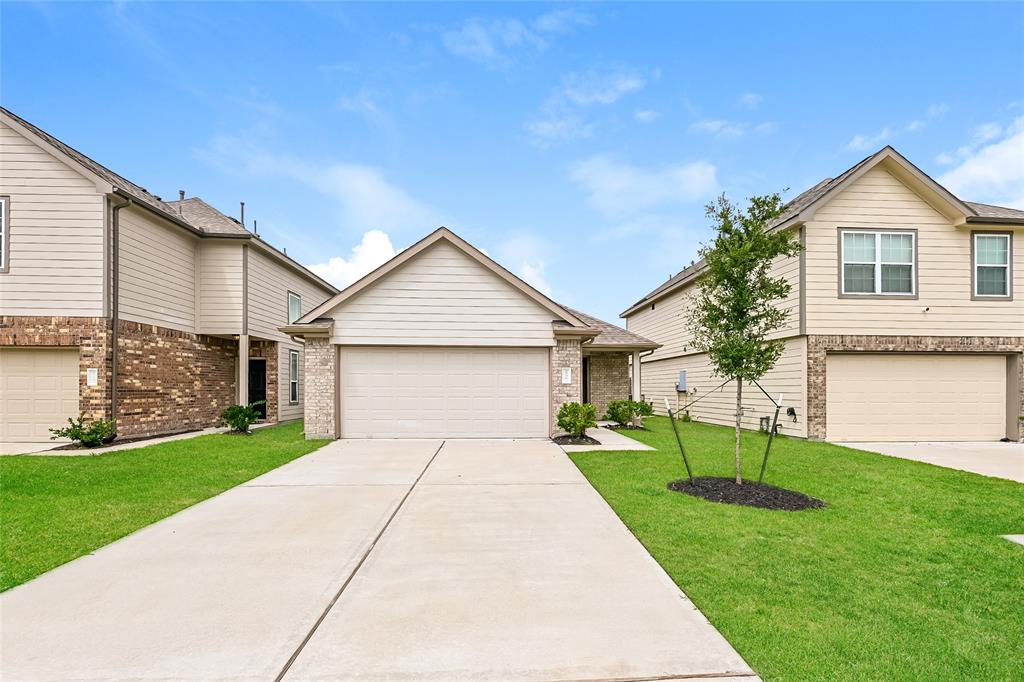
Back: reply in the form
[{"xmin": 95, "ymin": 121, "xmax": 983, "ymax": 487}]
[
  {"xmin": 0, "ymin": 108, "xmax": 337, "ymax": 447},
  {"xmin": 623, "ymin": 146, "xmax": 1023, "ymax": 442}
]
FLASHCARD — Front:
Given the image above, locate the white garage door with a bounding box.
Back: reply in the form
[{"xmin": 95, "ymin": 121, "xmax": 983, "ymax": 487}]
[
  {"xmin": 0, "ymin": 348, "xmax": 81, "ymax": 442},
  {"xmin": 826, "ymin": 353, "xmax": 1007, "ymax": 442},
  {"xmin": 340, "ymin": 347, "xmax": 548, "ymax": 438}
]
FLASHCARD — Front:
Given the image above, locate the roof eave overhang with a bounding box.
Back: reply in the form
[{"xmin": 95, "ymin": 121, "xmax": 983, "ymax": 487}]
[
  {"xmin": 553, "ymin": 327, "xmax": 601, "ymax": 340},
  {"xmin": 962, "ymin": 216, "xmax": 1024, "ymax": 226},
  {"xmin": 278, "ymin": 322, "xmax": 333, "ymax": 337},
  {"xmin": 584, "ymin": 342, "xmax": 661, "ymax": 352}
]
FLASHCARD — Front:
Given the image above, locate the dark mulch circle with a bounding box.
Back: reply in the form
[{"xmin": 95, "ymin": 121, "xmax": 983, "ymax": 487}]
[
  {"xmin": 667, "ymin": 476, "xmax": 826, "ymax": 511},
  {"xmin": 552, "ymin": 434, "xmax": 601, "ymax": 445}
]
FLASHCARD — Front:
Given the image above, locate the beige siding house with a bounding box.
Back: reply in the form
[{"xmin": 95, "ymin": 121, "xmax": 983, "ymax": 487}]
[
  {"xmin": 283, "ymin": 228, "xmax": 658, "ymax": 440},
  {"xmin": 0, "ymin": 108, "xmax": 337, "ymax": 447},
  {"xmin": 624, "ymin": 147, "xmax": 1023, "ymax": 443}
]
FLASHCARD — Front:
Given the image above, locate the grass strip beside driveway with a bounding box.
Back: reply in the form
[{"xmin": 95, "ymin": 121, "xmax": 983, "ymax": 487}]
[
  {"xmin": 569, "ymin": 417, "xmax": 1024, "ymax": 681},
  {"xmin": 1, "ymin": 421, "xmax": 328, "ymax": 591}
]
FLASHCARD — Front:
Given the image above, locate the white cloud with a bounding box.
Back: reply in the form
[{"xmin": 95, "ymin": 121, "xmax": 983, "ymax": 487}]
[
  {"xmin": 531, "ymin": 8, "xmax": 594, "ymax": 33},
  {"xmin": 518, "ymin": 261, "xmax": 552, "ymax": 295},
  {"xmin": 634, "ymin": 109, "xmax": 661, "ymax": 123},
  {"xmin": 494, "ymin": 232, "xmax": 553, "ymax": 296},
  {"xmin": 560, "ymin": 69, "xmax": 647, "ymax": 106},
  {"xmin": 569, "ymin": 155, "xmax": 717, "ymax": 217},
  {"xmin": 689, "ymin": 119, "xmax": 748, "ymax": 138},
  {"xmin": 739, "ymin": 93, "xmax": 763, "ymax": 109},
  {"xmin": 939, "ymin": 117, "xmax": 1024, "ymax": 208},
  {"xmin": 337, "ymin": 89, "xmax": 382, "ymax": 117},
  {"xmin": 307, "ymin": 230, "xmax": 398, "ymax": 288},
  {"xmin": 971, "ymin": 122, "xmax": 1002, "ymax": 144},
  {"xmin": 200, "ymin": 135, "xmax": 436, "ymax": 233},
  {"xmin": 525, "ymin": 112, "xmax": 594, "ymax": 145},
  {"xmin": 846, "ymin": 103, "xmax": 948, "ymax": 151},
  {"xmin": 442, "ymin": 9, "xmax": 594, "ymax": 68}
]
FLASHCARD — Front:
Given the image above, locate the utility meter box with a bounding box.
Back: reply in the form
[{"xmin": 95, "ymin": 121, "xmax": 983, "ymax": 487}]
[{"xmin": 676, "ymin": 370, "xmax": 687, "ymax": 392}]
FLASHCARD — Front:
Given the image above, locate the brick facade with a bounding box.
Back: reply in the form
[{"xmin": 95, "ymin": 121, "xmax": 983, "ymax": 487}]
[
  {"xmin": 586, "ymin": 351, "xmax": 630, "ymax": 417},
  {"xmin": 303, "ymin": 336, "xmax": 336, "ymax": 439},
  {"xmin": 249, "ymin": 339, "xmax": 279, "ymax": 422},
  {"xmin": 1, "ymin": 316, "xmax": 239, "ymax": 438},
  {"xmin": 806, "ymin": 334, "xmax": 1024, "ymax": 440},
  {"xmin": 550, "ymin": 337, "xmax": 583, "ymax": 434}
]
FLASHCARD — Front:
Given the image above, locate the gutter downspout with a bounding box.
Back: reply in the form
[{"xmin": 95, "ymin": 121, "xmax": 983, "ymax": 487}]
[{"xmin": 109, "ymin": 194, "xmax": 132, "ymax": 432}]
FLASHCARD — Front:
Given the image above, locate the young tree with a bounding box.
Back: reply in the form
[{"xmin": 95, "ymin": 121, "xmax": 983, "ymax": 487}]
[{"xmin": 688, "ymin": 193, "xmax": 803, "ymax": 484}]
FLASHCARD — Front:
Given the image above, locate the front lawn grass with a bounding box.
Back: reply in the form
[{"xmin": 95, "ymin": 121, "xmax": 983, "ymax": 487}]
[
  {"xmin": 1, "ymin": 421, "xmax": 328, "ymax": 591},
  {"xmin": 570, "ymin": 417, "xmax": 1024, "ymax": 681}
]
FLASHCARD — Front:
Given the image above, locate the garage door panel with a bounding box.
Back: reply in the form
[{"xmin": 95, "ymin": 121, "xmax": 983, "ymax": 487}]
[
  {"xmin": 340, "ymin": 347, "xmax": 548, "ymax": 438},
  {"xmin": 827, "ymin": 354, "xmax": 1006, "ymax": 441},
  {"xmin": 0, "ymin": 348, "xmax": 81, "ymax": 442}
]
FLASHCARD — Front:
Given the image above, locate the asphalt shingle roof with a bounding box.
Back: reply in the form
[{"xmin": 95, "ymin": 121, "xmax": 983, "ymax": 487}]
[
  {"xmin": 561, "ymin": 306, "xmax": 658, "ymax": 348},
  {"xmin": 165, "ymin": 198, "xmax": 248, "ymax": 235}
]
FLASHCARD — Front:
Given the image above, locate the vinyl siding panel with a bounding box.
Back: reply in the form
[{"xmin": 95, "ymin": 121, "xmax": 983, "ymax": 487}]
[
  {"xmin": 0, "ymin": 121, "xmax": 105, "ymax": 315},
  {"xmin": 805, "ymin": 165, "xmax": 1023, "ymax": 335},
  {"xmin": 117, "ymin": 205, "xmax": 198, "ymax": 332},
  {"xmin": 198, "ymin": 241, "xmax": 243, "ymax": 334},
  {"xmin": 329, "ymin": 241, "xmax": 557, "ymax": 346},
  {"xmin": 246, "ymin": 246, "xmax": 334, "ymax": 422},
  {"xmin": 639, "ymin": 337, "xmax": 807, "ymax": 438}
]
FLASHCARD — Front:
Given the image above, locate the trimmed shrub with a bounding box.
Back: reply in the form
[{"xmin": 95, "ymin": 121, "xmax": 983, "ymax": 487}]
[
  {"xmin": 49, "ymin": 415, "xmax": 117, "ymax": 448},
  {"xmin": 603, "ymin": 399, "xmax": 654, "ymax": 427},
  {"xmin": 557, "ymin": 402, "xmax": 597, "ymax": 438},
  {"xmin": 220, "ymin": 401, "xmax": 265, "ymax": 434}
]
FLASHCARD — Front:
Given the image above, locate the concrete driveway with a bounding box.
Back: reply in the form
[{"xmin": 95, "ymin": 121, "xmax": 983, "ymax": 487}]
[
  {"xmin": 842, "ymin": 441, "xmax": 1024, "ymax": 483},
  {"xmin": 1, "ymin": 439, "xmax": 755, "ymax": 682}
]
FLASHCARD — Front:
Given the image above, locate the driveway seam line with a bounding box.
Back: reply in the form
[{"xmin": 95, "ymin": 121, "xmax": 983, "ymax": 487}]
[{"xmin": 272, "ymin": 441, "xmax": 446, "ymax": 682}]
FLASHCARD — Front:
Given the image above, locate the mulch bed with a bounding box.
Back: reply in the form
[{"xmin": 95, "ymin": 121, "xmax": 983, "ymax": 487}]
[
  {"xmin": 50, "ymin": 428, "xmax": 203, "ymax": 451},
  {"xmin": 667, "ymin": 476, "xmax": 826, "ymax": 511},
  {"xmin": 604, "ymin": 424, "xmax": 647, "ymax": 431},
  {"xmin": 552, "ymin": 434, "xmax": 602, "ymax": 445}
]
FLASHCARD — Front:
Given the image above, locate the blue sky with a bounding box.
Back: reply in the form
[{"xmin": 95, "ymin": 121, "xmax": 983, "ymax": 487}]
[{"xmin": 3, "ymin": 2, "xmax": 1022, "ymax": 322}]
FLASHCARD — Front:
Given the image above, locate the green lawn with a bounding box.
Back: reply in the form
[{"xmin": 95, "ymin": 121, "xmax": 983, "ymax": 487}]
[
  {"xmin": 1, "ymin": 421, "xmax": 328, "ymax": 591},
  {"xmin": 570, "ymin": 417, "xmax": 1024, "ymax": 681}
]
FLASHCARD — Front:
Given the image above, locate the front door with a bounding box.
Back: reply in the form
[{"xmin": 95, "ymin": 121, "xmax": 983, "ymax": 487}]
[
  {"xmin": 582, "ymin": 356, "xmax": 591, "ymax": 404},
  {"xmin": 248, "ymin": 358, "xmax": 267, "ymax": 419}
]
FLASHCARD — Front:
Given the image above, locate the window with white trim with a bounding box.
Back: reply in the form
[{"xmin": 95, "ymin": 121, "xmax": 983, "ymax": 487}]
[
  {"xmin": 289, "ymin": 350, "xmax": 299, "ymax": 404},
  {"xmin": 287, "ymin": 291, "xmax": 301, "ymax": 324},
  {"xmin": 841, "ymin": 230, "xmax": 915, "ymax": 295},
  {"xmin": 974, "ymin": 233, "xmax": 1010, "ymax": 297},
  {"xmin": 0, "ymin": 197, "xmax": 7, "ymax": 271}
]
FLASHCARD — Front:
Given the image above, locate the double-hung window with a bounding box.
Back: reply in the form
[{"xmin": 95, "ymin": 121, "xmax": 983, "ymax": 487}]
[
  {"xmin": 840, "ymin": 230, "xmax": 915, "ymax": 296},
  {"xmin": 289, "ymin": 350, "xmax": 299, "ymax": 404},
  {"xmin": 973, "ymin": 233, "xmax": 1011, "ymax": 298},
  {"xmin": 287, "ymin": 291, "xmax": 301, "ymax": 324}
]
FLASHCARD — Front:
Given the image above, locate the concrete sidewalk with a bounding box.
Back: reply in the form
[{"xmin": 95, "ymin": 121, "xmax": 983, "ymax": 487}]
[
  {"xmin": 2, "ymin": 438, "xmax": 755, "ymax": 681},
  {"xmin": 842, "ymin": 441, "xmax": 1024, "ymax": 483}
]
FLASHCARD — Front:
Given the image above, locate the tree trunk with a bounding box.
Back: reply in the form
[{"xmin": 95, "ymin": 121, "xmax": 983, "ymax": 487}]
[{"xmin": 734, "ymin": 380, "xmax": 743, "ymax": 484}]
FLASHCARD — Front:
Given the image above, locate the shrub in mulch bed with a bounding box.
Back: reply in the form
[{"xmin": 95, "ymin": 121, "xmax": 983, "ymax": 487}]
[
  {"xmin": 604, "ymin": 424, "xmax": 647, "ymax": 431},
  {"xmin": 668, "ymin": 476, "xmax": 826, "ymax": 511},
  {"xmin": 552, "ymin": 434, "xmax": 601, "ymax": 445}
]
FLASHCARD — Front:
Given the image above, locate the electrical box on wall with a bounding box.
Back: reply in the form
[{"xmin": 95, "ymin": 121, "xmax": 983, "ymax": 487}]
[{"xmin": 676, "ymin": 370, "xmax": 687, "ymax": 392}]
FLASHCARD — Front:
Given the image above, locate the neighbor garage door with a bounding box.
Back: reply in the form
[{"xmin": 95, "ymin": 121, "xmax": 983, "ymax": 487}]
[
  {"xmin": 339, "ymin": 347, "xmax": 548, "ymax": 438},
  {"xmin": 826, "ymin": 353, "xmax": 1006, "ymax": 441},
  {"xmin": 0, "ymin": 348, "xmax": 80, "ymax": 442}
]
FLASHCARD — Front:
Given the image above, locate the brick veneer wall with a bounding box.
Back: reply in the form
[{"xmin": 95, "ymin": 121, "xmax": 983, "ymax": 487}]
[
  {"xmin": 587, "ymin": 351, "xmax": 630, "ymax": 417},
  {"xmin": 806, "ymin": 335, "xmax": 1024, "ymax": 440},
  {"xmin": 116, "ymin": 321, "xmax": 237, "ymax": 437},
  {"xmin": 303, "ymin": 336, "xmax": 336, "ymax": 439},
  {"xmin": 0, "ymin": 316, "xmax": 112, "ymax": 422},
  {"xmin": 550, "ymin": 337, "xmax": 583, "ymax": 434},
  {"xmin": 249, "ymin": 339, "xmax": 279, "ymax": 422}
]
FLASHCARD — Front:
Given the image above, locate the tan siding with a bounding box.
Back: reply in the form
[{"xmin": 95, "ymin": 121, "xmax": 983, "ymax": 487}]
[
  {"xmin": 198, "ymin": 241, "xmax": 243, "ymax": 334},
  {"xmin": 0, "ymin": 121, "xmax": 105, "ymax": 315},
  {"xmin": 805, "ymin": 165, "xmax": 1024, "ymax": 335},
  {"xmin": 640, "ymin": 337, "xmax": 807, "ymax": 438},
  {"xmin": 246, "ymin": 246, "xmax": 334, "ymax": 421},
  {"xmin": 328, "ymin": 241, "xmax": 556, "ymax": 346},
  {"xmin": 117, "ymin": 206, "xmax": 198, "ymax": 332}
]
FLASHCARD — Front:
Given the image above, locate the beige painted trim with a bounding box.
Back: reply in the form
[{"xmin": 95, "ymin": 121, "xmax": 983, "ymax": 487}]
[
  {"xmin": 970, "ymin": 230, "xmax": 1014, "ymax": 301},
  {"xmin": 798, "ymin": 224, "xmax": 807, "ymax": 336},
  {"xmin": 297, "ymin": 228, "xmax": 587, "ymax": 328},
  {"xmin": 288, "ymin": 348, "xmax": 300, "ymax": 405},
  {"xmin": 1007, "ymin": 354, "xmax": 1021, "ymax": 439},
  {"xmin": 837, "ymin": 227, "xmax": 919, "ymax": 300},
  {"xmin": 241, "ymin": 244, "xmax": 249, "ymax": 335},
  {"xmin": 286, "ymin": 290, "xmax": 301, "ymax": 324},
  {"xmin": 0, "ymin": 195, "xmax": 11, "ymax": 274},
  {"xmin": 279, "ymin": 322, "xmax": 332, "ymax": 336},
  {"xmin": 334, "ymin": 345, "xmax": 341, "ymax": 439}
]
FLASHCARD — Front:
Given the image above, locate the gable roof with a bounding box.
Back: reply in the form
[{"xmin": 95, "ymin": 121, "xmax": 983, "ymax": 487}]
[
  {"xmin": 562, "ymin": 307, "xmax": 659, "ymax": 350},
  {"xmin": 1, "ymin": 106, "xmax": 337, "ymax": 294},
  {"xmin": 296, "ymin": 227, "xmax": 587, "ymax": 328},
  {"xmin": 621, "ymin": 145, "xmax": 1024, "ymax": 317}
]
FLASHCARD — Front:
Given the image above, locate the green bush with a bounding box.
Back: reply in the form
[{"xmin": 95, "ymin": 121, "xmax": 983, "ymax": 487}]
[
  {"xmin": 557, "ymin": 402, "xmax": 597, "ymax": 438},
  {"xmin": 220, "ymin": 401, "xmax": 265, "ymax": 434},
  {"xmin": 49, "ymin": 415, "xmax": 117, "ymax": 448},
  {"xmin": 603, "ymin": 399, "xmax": 654, "ymax": 427}
]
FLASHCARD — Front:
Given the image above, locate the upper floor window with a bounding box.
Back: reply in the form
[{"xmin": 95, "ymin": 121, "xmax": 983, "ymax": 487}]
[
  {"xmin": 287, "ymin": 291, "xmax": 301, "ymax": 323},
  {"xmin": 0, "ymin": 196, "xmax": 8, "ymax": 273},
  {"xmin": 289, "ymin": 350, "xmax": 300, "ymax": 404},
  {"xmin": 974, "ymin": 233, "xmax": 1011, "ymax": 298},
  {"xmin": 840, "ymin": 230, "xmax": 915, "ymax": 296}
]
